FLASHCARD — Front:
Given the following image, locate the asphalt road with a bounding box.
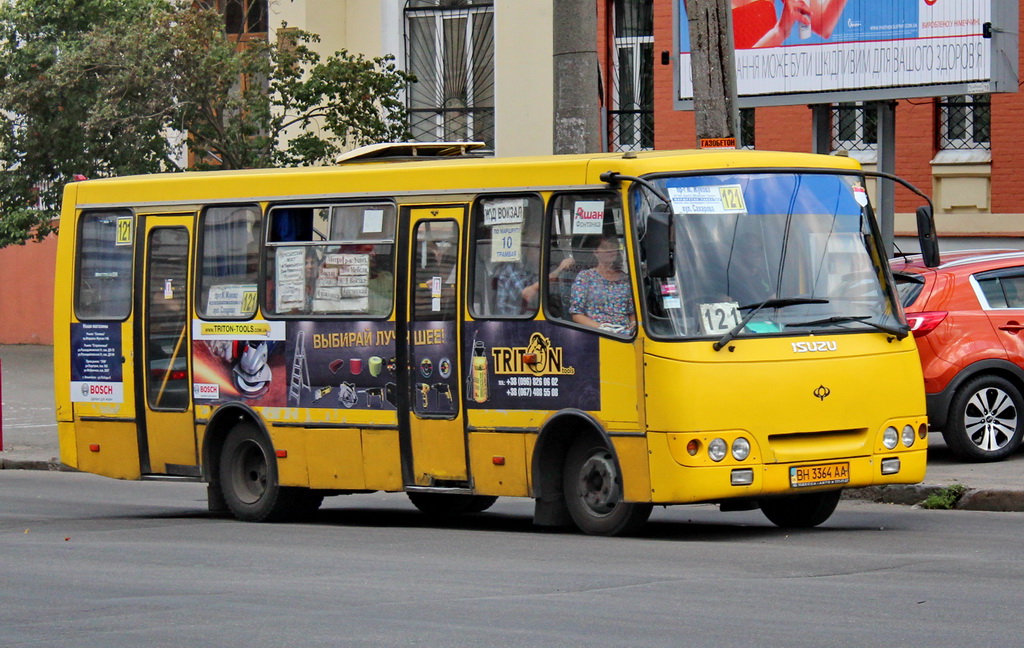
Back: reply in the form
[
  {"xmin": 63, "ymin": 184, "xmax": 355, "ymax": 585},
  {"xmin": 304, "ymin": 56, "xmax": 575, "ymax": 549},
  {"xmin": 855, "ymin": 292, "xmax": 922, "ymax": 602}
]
[{"xmin": 4, "ymin": 470, "xmax": 1024, "ymax": 648}]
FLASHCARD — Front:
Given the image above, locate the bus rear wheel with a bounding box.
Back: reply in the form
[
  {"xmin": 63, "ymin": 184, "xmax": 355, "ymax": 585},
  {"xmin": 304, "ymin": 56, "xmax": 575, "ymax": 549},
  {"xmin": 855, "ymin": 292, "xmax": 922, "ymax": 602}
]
[
  {"xmin": 562, "ymin": 439, "xmax": 652, "ymax": 536},
  {"xmin": 759, "ymin": 490, "xmax": 842, "ymax": 528},
  {"xmin": 219, "ymin": 422, "xmax": 292, "ymax": 522}
]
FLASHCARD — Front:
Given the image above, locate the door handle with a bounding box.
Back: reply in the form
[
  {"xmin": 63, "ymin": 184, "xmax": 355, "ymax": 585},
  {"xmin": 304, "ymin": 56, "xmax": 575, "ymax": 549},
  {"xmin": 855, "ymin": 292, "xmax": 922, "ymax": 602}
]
[{"xmin": 998, "ymin": 322, "xmax": 1024, "ymax": 332}]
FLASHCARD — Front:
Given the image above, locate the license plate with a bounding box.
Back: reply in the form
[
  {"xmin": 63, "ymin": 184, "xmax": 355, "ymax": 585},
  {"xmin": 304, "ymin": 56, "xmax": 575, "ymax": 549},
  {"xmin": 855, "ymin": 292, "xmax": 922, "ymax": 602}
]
[{"xmin": 790, "ymin": 462, "xmax": 850, "ymax": 488}]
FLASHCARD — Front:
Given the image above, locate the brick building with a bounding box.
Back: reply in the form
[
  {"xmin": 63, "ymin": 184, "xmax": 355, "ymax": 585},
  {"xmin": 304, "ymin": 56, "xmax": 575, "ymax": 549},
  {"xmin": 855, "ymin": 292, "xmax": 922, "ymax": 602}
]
[{"xmin": 597, "ymin": 0, "xmax": 1022, "ymax": 249}]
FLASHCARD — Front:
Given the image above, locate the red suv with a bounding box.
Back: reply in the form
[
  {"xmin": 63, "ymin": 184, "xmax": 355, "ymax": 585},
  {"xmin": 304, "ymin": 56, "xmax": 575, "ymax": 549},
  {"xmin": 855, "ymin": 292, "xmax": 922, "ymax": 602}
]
[{"xmin": 892, "ymin": 250, "xmax": 1024, "ymax": 462}]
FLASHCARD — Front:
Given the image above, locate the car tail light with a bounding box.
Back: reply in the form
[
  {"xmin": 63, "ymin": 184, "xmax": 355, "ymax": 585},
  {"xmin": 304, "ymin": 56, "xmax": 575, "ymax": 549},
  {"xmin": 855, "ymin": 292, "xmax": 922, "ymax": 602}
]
[{"xmin": 906, "ymin": 311, "xmax": 947, "ymax": 337}]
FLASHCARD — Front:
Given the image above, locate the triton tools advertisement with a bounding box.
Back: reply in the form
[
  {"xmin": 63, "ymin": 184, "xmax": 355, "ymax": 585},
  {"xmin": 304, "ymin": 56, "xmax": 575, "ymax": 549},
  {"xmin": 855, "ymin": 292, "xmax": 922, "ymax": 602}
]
[{"xmin": 462, "ymin": 321, "xmax": 601, "ymax": 411}]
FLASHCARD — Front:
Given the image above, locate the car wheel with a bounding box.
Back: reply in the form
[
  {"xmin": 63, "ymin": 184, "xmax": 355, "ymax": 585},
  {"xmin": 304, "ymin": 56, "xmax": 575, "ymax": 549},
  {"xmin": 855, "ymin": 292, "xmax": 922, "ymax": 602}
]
[
  {"xmin": 562, "ymin": 438, "xmax": 652, "ymax": 536},
  {"xmin": 759, "ymin": 490, "xmax": 841, "ymax": 528},
  {"xmin": 944, "ymin": 375, "xmax": 1024, "ymax": 462}
]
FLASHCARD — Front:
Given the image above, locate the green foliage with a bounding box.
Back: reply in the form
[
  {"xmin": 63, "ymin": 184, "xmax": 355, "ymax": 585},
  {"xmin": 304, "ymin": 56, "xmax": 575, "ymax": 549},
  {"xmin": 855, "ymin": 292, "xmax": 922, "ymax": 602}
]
[
  {"xmin": 919, "ymin": 484, "xmax": 967, "ymax": 510},
  {"xmin": 0, "ymin": 0, "xmax": 413, "ymax": 247}
]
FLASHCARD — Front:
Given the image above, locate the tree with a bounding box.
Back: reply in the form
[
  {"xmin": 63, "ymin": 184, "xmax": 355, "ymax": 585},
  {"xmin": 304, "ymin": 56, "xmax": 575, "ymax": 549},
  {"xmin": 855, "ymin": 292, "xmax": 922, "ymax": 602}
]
[{"xmin": 0, "ymin": 0, "xmax": 413, "ymax": 247}]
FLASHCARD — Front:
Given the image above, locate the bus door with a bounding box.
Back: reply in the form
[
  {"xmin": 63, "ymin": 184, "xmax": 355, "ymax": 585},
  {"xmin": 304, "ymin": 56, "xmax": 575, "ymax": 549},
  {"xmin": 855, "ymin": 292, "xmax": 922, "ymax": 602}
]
[
  {"xmin": 137, "ymin": 215, "xmax": 197, "ymax": 476},
  {"xmin": 400, "ymin": 208, "xmax": 468, "ymax": 487}
]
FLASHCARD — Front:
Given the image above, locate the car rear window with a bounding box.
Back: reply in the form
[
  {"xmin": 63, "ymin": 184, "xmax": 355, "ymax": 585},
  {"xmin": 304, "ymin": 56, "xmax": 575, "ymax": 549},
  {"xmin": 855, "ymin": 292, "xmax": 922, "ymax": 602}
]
[{"xmin": 894, "ymin": 272, "xmax": 925, "ymax": 308}]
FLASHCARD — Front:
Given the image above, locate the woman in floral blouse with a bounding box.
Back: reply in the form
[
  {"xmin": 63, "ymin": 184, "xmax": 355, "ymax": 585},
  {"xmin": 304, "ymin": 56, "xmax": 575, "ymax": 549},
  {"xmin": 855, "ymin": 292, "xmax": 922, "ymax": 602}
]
[{"xmin": 569, "ymin": 235, "xmax": 635, "ymax": 333}]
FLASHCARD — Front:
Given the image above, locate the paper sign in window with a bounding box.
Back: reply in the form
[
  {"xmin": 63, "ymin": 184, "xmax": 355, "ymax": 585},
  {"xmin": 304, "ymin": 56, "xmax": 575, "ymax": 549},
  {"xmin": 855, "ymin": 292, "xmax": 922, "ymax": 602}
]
[
  {"xmin": 490, "ymin": 224, "xmax": 522, "ymax": 263},
  {"xmin": 207, "ymin": 284, "xmax": 258, "ymax": 317},
  {"xmin": 573, "ymin": 200, "xmax": 605, "ymax": 235},
  {"xmin": 669, "ymin": 185, "xmax": 747, "ymax": 214},
  {"xmin": 275, "ymin": 247, "xmax": 307, "ymax": 312},
  {"xmin": 483, "ymin": 198, "xmax": 527, "ymax": 225},
  {"xmin": 363, "ymin": 209, "xmax": 384, "ymax": 233}
]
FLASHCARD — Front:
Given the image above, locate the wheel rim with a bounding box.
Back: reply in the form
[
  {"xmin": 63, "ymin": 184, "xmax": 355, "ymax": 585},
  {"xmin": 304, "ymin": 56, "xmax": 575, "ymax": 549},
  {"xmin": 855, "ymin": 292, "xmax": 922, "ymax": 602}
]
[
  {"xmin": 964, "ymin": 386, "xmax": 1018, "ymax": 452},
  {"xmin": 573, "ymin": 450, "xmax": 620, "ymax": 517},
  {"xmin": 229, "ymin": 439, "xmax": 269, "ymax": 505}
]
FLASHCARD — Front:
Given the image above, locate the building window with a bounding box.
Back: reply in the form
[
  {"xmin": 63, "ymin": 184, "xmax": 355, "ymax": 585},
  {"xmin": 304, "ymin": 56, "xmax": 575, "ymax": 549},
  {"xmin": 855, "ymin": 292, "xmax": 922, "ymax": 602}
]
[
  {"xmin": 940, "ymin": 94, "xmax": 990, "ymax": 151},
  {"xmin": 405, "ymin": 1, "xmax": 495, "ymax": 149},
  {"xmin": 739, "ymin": 108, "xmax": 755, "ymax": 149},
  {"xmin": 609, "ymin": 0, "xmax": 654, "ymax": 152},
  {"xmin": 831, "ymin": 102, "xmax": 876, "ymax": 157},
  {"xmin": 221, "ymin": 0, "xmax": 268, "ymax": 35}
]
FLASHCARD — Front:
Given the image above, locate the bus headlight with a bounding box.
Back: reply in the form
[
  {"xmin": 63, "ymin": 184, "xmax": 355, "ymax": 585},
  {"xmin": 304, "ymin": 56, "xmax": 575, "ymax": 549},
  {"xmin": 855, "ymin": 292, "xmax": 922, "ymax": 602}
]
[
  {"xmin": 883, "ymin": 426, "xmax": 899, "ymax": 450},
  {"xmin": 708, "ymin": 438, "xmax": 727, "ymax": 462},
  {"xmin": 731, "ymin": 437, "xmax": 751, "ymax": 461},
  {"xmin": 902, "ymin": 425, "xmax": 916, "ymax": 448}
]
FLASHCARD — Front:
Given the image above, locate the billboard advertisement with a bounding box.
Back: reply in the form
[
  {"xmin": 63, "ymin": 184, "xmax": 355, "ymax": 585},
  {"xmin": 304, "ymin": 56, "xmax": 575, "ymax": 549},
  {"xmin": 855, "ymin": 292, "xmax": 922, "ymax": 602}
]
[{"xmin": 675, "ymin": 0, "xmax": 1017, "ymax": 106}]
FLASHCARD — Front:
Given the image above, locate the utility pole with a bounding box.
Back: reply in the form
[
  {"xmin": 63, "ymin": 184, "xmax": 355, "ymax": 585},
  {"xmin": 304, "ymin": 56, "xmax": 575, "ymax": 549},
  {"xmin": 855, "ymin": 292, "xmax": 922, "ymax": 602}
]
[
  {"xmin": 553, "ymin": 0, "xmax": 601, "ymax": 154},
  {"xmin": 685, "ymin": 0, "xmax": 738, "ymax": 146}
]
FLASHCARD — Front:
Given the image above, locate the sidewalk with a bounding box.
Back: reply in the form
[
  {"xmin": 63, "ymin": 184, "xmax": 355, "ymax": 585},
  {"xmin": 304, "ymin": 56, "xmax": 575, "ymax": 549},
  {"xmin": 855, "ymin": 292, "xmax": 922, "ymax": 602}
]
[{"xmin": 3, "ymin": 344, "xmax": 1024, "ymax": 511}]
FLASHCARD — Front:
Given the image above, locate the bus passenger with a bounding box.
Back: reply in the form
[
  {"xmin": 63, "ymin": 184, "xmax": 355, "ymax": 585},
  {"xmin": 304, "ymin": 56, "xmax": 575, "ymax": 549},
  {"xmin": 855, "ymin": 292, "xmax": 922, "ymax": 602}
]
[
  {"xmin": 495, "ymin": 254, "xmax": 576, "ymax": 316},
  {"xmin": 493, "ymin": 261, "xmax": 536, "ymax": 315},
  {"xmin": 569, "ymin": 235, "xmax": 635, "ymax": 333}
]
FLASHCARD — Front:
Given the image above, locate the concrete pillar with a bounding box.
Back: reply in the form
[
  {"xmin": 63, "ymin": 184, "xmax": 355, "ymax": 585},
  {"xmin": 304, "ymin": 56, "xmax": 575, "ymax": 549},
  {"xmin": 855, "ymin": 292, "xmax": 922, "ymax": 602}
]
[{"xmin": 553, "ymin": 0, "xmax": 601, "ymax": 154}]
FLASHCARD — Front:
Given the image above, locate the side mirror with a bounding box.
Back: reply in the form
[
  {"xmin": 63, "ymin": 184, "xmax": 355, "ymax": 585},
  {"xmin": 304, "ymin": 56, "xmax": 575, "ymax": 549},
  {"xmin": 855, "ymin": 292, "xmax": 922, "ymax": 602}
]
[
  {"xmin": 644, "ymin": 204, "xmax": 674, "ymax": 278},
  {"xmin": 916, "ymin": 206, "xmax": 940, "ymax": 268}
]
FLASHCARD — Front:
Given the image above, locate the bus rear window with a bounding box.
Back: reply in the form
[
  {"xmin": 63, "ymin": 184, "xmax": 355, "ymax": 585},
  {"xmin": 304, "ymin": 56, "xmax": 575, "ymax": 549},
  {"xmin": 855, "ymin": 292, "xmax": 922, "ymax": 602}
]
[{"xmin": 75, "ymin": 211, "xmax": 134, "ymax": 321}]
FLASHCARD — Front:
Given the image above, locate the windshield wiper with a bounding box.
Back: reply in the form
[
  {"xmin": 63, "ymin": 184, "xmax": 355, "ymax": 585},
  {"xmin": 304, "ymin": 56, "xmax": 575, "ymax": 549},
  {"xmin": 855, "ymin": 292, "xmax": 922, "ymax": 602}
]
[
  {"xmin": 713, "ymin": 297, "xmax": 829, "ymax": 351},
  {"xmin": 788, "ymin": 315, "xmax": 909, "ymax": 339}
]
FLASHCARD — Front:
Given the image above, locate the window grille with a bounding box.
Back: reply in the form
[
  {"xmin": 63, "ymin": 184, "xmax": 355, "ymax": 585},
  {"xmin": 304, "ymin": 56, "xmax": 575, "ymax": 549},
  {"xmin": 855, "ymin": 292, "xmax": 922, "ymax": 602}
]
[
  {"xmin": 739, "ymin": 108, "xmax": 755, "ymax": 149},
  {"xmin": 830, "ymin": 102, "xmax": 876, "ymax": 154},
  {"xmin": 939, "ymin": 94, "xmax": 990, "ymax": 151},
  {"xmin": 608, "ymin": 0, "xmax": 654, "ymax": 152},
  {"xmin": 405, "ymin": 1, "xmax": 495, "ymax": 149}
]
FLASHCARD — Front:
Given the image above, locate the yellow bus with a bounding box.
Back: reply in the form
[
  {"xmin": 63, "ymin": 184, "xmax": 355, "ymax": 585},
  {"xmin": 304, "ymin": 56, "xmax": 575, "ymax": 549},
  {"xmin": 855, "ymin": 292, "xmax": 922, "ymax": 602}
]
[{"xmin": 54, "ymin": 142, "xmax": 934, "ymax": 535}]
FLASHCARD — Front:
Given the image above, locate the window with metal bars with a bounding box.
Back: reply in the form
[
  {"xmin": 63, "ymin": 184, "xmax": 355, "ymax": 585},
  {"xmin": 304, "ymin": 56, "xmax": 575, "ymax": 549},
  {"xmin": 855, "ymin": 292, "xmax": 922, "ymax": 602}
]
[
  {"xmin": 405, "ymin": 1, "xmax": 495, "ymax": 149},
  {"xmin": 831, "ymin": 102, "xmax": 876, "ymax": 154},
  {"xmin": 608, "ymin": 0, "xmax": 654, "ymax": 152},
  {"xmin": 739, "ymin": 108, "xmax": 755, "ymax": 149},
  {"xmin": 939, "ymin": 94, "xmax": 990, "ymax": 151}
]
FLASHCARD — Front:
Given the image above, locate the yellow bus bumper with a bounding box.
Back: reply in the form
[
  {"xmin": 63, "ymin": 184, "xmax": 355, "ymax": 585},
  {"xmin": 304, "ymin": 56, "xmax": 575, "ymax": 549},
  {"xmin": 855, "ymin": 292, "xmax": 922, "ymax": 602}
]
[{"xmin": 646, "ymin": 431, "xmax": 928, "ymax": 505}]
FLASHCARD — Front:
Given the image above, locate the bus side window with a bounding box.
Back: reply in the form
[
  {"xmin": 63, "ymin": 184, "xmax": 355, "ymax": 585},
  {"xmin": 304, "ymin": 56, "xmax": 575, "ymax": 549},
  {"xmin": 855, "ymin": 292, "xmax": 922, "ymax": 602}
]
[
  {"xmin": 546, "ymin": 193, "xmax": 626, "ymax": 325},
  {"xmin": 470, "ymin": 195, "xmax": 543, "ymax": 319},
  {"xmin": 265, "ymin": 204, "xmax": 396, "ymax": 318},
  {"xmin": 197, "ymin": 205, "xmax": 261, "ymax": 320},
  {"xmin": 75, "ymin": 211, "xmax": 134, "ymax": 321}
]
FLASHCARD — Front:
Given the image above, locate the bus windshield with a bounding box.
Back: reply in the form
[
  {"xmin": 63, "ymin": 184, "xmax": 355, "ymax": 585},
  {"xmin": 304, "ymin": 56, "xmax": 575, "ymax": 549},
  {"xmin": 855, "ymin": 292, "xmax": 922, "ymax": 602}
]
[{"xmin": 638, "ymin": 172, "xmax": 904, "ymax": 341}]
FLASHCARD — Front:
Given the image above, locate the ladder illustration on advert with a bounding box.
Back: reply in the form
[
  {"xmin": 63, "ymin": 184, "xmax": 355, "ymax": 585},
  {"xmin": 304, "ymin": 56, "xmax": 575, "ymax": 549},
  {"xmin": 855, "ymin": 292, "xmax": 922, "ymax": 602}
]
[{"xmin": 289, "ymin": 329, "xmax": 311, "ymax": 405}]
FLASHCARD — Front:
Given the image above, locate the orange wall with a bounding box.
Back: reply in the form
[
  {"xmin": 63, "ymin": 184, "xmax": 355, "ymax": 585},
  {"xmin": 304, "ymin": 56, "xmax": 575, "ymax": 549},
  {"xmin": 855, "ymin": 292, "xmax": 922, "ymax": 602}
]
[{"xmin": 0, "ymin": 236, "xmax": 57, "ymax": 345}]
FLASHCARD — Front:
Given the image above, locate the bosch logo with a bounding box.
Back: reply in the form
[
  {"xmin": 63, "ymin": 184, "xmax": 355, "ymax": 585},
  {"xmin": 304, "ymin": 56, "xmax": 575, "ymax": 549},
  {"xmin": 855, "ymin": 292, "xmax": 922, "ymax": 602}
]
[
  {"xmin": 197, "ymin": 384, "xmax": 217, "ymax": 394},
  {"xmin": 792, "ymin": 341, "xmax": 837, "ymax": 353},
  {"xmin": 81, "ymin": 383, "xmax": 90, "ymax": 397},
  {"xmin": 89, "ymin": 384, "xmax": 114, "ymax": 395}
]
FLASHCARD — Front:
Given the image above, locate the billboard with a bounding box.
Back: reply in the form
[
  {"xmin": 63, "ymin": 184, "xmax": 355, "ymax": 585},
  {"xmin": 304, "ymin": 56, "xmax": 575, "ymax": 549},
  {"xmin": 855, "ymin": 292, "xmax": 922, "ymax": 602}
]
[{"xmin": 675, "ymin": 0, "xmax": 1018, "ymax": 107}]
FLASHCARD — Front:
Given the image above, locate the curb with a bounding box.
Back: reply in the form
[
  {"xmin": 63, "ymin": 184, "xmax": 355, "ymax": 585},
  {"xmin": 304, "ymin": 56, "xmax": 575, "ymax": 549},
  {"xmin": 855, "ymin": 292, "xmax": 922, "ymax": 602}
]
[
  {"xmin": 846, "ymin": 484, "xmax": 1024, "ymax": 512},
  {"xmin": 0, "ymin": 458, "xmax": 73, "ymax": 472}
]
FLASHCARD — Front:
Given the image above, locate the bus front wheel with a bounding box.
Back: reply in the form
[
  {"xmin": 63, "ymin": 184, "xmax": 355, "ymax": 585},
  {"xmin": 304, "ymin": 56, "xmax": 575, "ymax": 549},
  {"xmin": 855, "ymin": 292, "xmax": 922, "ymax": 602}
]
[
  {"xmin": 219, "ymin": 422, "xmax": 291, "ymax": 522},
  {"xmin": 759, "ymin": 490, "xmax": 842, "ymax": 528},
  {"xmin": 562, "ymin": 439, "xmax": 652, "ymax": 536}
]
